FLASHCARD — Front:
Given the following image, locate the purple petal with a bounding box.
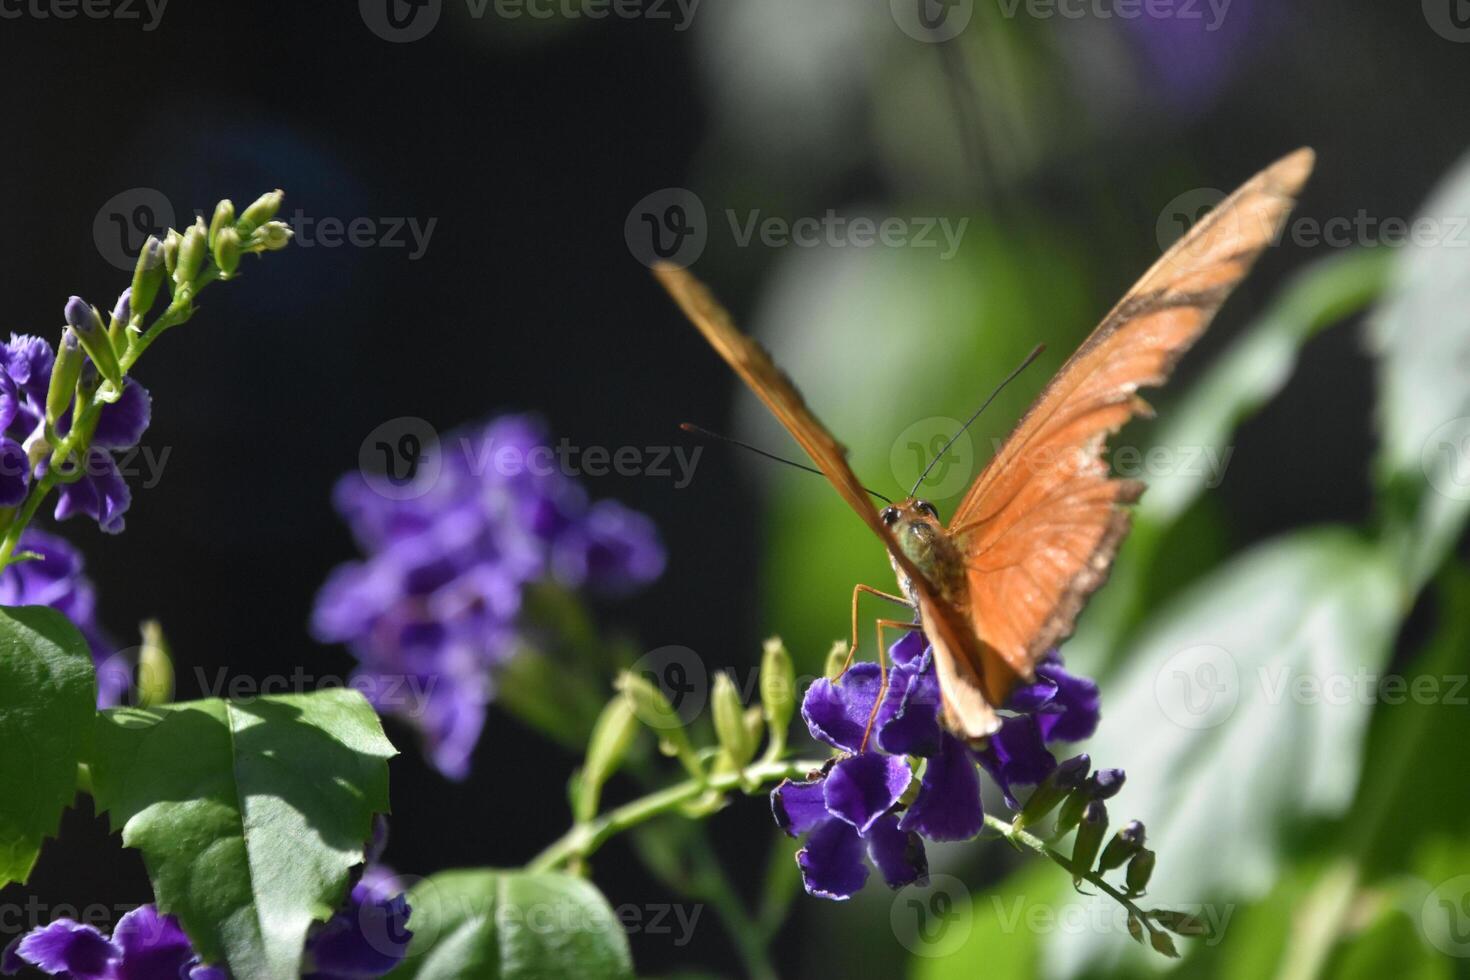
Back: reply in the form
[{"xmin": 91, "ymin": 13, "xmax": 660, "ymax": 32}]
[
  {"xmin": 6, "ymin": 919, "xmax": 118, "ymax": 978},
  {"xmin": 864, "ymin": 813, "xmax": 927, "ymax": 889},
  {"xmin": 304, "ymin": 886, "xmax": 413, "ymax": 978},
  {"xmin": 4, "ymin": 334, "xmax": 56, "ymax": 400},
  {"xmin": 771, "ymin": 777, "xmax": 829, "ymax": 837},
  {"xmin": 875, "ymin": 654, "xmax": 942, "ymax": 758},
  {"xmin": 91, "ymin": 379, "xmax": 151, "ymax": 449},
  {"xmin": 188, "ymin": 967, "xmax": 229, "ymax": 980},
  {"xmin": 823, "ymin": 753, "xmax": 911, "ymax": 834},
  {"xmin": 796, "ymin": 818, "xmax": 868, "ymax": 900},
  {"xmin": 900, "ymin": 733, "xmax": 983, "ymax": 842},
  {"xmin": 111, "ymin": 905, "xmax": 197, "ymax": 980},
  {"xmin": 53, "ymin": 450, "xmax": 132, "ymax": 533},
  {"xmin": 889, "ymin": 630, "xmax": 926, "ymax": 668},
  {"xmin": 1006, "ymin": 676, "xmax": 1059, "ymax": 714},
  {"xmin": 0, "ymin": 437, "xmax": 30, "ymax": 507},
  {"xmin": 1035, "ymin": 658, "xmax": 1101, "ymax": 744},
  {"xmin": 976, "ymin": 715, "xmax": 1057, "ymax": 809},
  {"xmin": 801, "ymin": 663, "xmax": 882, "ymax": 753}
]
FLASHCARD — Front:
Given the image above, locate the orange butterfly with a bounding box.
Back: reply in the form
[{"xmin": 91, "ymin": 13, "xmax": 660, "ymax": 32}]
[{"xmin": 655, "ymin": 149, "xmax": 1314, "ymax": 740}]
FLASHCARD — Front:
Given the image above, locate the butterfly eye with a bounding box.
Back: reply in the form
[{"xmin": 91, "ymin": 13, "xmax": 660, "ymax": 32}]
[
  {"xmin": 915, "ymin": 500, "xmax": 939, "ymax": 520},
  {"xmin": 880, "ymin": 506, "xmax": 900, "ymax": 526}
]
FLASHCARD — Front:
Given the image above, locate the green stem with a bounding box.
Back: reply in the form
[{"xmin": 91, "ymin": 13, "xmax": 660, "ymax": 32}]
[
  {"xmin": 527, "ymin": 758, "xmax": 823, "ymax": 874},
  {"xmin": 985, "ymin": 814, "xmax": 1171, "ymax": 944}
]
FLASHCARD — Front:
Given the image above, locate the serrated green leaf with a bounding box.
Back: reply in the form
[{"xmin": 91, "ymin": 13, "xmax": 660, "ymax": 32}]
[
  {"xmin": 0, "ymin": 605, "xmax": 96, "ymax": 886},
  {"xmin": 89, "ymin": 688, "xmax": 395, "ymax": 979},
  {"xmin": 388, "ymin": 869, "xmax": 634, "ymax": 980}
]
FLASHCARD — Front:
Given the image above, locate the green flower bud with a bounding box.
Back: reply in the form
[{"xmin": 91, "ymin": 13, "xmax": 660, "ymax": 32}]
[
  {"xmin": 46, "ymin": 329, "xmax": 84, "ymax": 427},
  {"xmin": 712, "ymin": 673, "xmax": 756, "ymax": 769},
  {"xmin": 175, "ymin": 218, "xmax": 208, "ymax": 290},
  {"xmin": 1127, "ymin": 914, "xmax": 1146, "ymax": 946},
  {"xmin": 249, "ymin": 220, "xmax": 293, "ymax": 252},
  {"xmin": 129, "ymin": 236, "xmax": 165, "ymax": 321},
  {"xmin": 615, "ymin": 671, "xmax": 701, "ymax": 780},
  {"xmin": 213, "ymin": 227, "xmax": 242, "ymax": 280},
  {"xmin": 1017, "ymin": 754, "xmax": 1090, "ymax": 830},
  {"xmin": 760, "ymin": 637, "xmax": 795, "ymax": 748},
  {"xmin": 1097, "ymin": 819, "xmax": 1146, "ymax": 873},
  {"xmin": 1126, "ymin": 848, "xmax": 1156, "ymax": 896},
  {"xmin": 1070, "ymin": 800, "xmax": 1108, "ymax": 886},
  {"xmin": 237, "ymin": 189, "xmax": 284, "ymax": 234},
  {"xmin": 1149, "ymin": 928, "xmax": 1179, "ymax": 958},
  {"xmin": 1056, "ymin": 787, "xmax": 1088, "ymax": 836},
  {"xmin": 63, "ymin": 297, "xmax": 122, "ymax": 388},
  {"xmin": 137, "ymin": 619, "xmax": 174, "ymax": 709},
  {"xmin": 576, "ymin": 695, "xmax": 640, "ymax": 822},
  {"xmin": 208, "ymin": 199, "xmax": 235, "ymax": 247},
  {"xmin": 161, "ymin": 229, "xmax": 181, "ymax": 277},
  {"xmin": 824, "ymin": 640, "xmax": 849, "ymax": 681}
]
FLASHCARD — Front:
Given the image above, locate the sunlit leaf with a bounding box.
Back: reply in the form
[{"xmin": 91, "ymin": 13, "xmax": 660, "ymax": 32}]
[
  {"xmin": 89, "ymin": 688, "xmax": 395, "ymax": 979},
  {"xmin": 0, "ymin": 606, "xmax": 95, "ymax": 886}
]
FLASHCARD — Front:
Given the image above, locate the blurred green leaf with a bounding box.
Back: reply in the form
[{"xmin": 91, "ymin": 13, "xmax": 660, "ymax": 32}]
[
  {"xmin": 1044, "ymin": 528, "xmax": 1399, "ymax": 978},
  {"xmin": 745, "ymin": 223, "xmax": 1092, "ymax": 667},
  {"xmin": 387, "ymin": 869, "xmax": 634, "ymax": 980},
  {"xmin": 1367, "ymin": 150, "xmax": 1470, "ymax": 592},
  {"xmin": 909, "ymin": 862, "xmax": 1055, "ymax": 980},
  {"xmin": 1067, "ymin": 249, "xmax": 1392, "ymax": 676},
  {"xmin": 90, "ymin": 689, "xmax": 395, "ymax": 979},
  {"xmin": 0, "ymin": 606, "xmax": 95, "ymax": 887}
]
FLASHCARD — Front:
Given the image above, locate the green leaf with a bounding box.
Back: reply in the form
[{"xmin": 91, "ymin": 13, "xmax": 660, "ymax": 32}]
[
  {"xmin": 387, "ymin": 869, "xmax": 634, "ymax": 980},
  {"xmin": 89, "ymin": 688, "xmax": 395, "ymax": 979},
  {"xmin": 1368, "ymin": 150, "xmax": 1470, "ymax": 591},
  {"xmin": 0, "ymin": 605, "xmax": 96, "ymax": 886},
  {"xmin": 1066, "ymin": 250, "xmax": 1392, "ymax": 675},
  {"xmin": 1044, "ymin": 528, "xmax": 1400, "ymax": 978}
]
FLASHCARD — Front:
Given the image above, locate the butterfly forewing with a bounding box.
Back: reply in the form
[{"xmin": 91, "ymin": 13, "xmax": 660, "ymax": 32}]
[{"xmin": 947, "ymin": 148, "xmax": 1316, "ymax": 696}]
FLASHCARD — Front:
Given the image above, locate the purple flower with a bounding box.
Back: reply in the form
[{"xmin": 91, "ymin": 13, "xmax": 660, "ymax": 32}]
[
  {"xmin": 773, "ymin": 631, "xmax": 1104, "ymax": 900},
  {"xmin": 0, "ymin": 332, "xmax": 152, "ymax": 534},
  {"xmin": 0, "ymin": 529, "xmax": 126, "ymax": 707},
  {"xmin": 312, "ymin": 414, "xmax": 665, "ymax": 779},
  {"xmin": 1, "ymin": 905, "xmax": 222, "ymax": 979},
  {"xmin": 301, "ymin": 874, "xmax": 413, "ymax": 980}
]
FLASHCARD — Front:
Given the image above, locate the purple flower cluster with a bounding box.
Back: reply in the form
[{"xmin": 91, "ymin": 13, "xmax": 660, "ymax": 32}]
[
  {"xmin": 0, "ymin": 529, "xmax": 125, "ymax": 707},
  {"xmin": 3, "ymin": 824, "xmax": 412, "ymax": 980},
  {"xmin": 772, "ymin": 632, "xmax": 1103, "ymax": 899},
  {"xmin": 312, "ymin": 414, "xmax": 665, "ymax": 779},
  {"xmin": 0, "ymin": 329, "xmax": 152, "ymax": 533}
]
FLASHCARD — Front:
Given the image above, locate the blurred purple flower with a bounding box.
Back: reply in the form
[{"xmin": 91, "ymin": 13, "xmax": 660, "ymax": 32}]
[
  {"xmin": 0, "ymin": 329, "xmax": 152, "ymax": 534},
  {"xmin": 1121, "ymin": 0, "xmax": 1266, "ymax": 112},
  {"xmin": 302, "ymin": 871, "xmax": 412, "ymax": 980},
  {"xmin": 0, "ymin": 529, "xmax": 126, "ymax": 707},
  {"xmin": 312, "ymin": 414, "xmax": 665, "ymax": 779},
  {"xmin": 772, "ymin": 632, "xmax": 1103, "ymax": 900}
]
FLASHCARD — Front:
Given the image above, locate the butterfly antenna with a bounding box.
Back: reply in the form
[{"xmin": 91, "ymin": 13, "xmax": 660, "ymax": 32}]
[
  {"xmin": 680, "ymin": 423, "xmax": 894, "ymax": 505},
  {"xmin": 910, "ymin": 343, "xmax": 1047, "ymax": 498}
]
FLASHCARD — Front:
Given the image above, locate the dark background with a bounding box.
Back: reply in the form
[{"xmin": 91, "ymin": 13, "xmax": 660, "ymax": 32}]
[{"xmin": 1, "ymin": 1, "xmax": 1465, "ymax": 976}]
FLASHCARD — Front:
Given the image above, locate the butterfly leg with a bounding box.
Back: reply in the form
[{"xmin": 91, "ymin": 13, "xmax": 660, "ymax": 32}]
[
  {"xmin": 858, "ymin": 618, "xmax": 924, "ymax": 751},
  {"xmin": 845, "ymin": 584, "xmax": 913, "ymax": 674}
]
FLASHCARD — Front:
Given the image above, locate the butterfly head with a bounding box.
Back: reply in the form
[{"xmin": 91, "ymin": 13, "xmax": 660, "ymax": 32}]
[{"xmin": 881, "ymin": 498, "xmax": 944, "ymax": 565}]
